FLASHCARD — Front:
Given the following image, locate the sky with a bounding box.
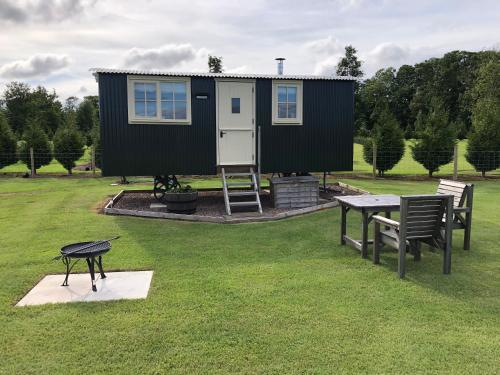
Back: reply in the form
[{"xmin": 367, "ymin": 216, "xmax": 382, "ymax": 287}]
[{"xmin": 0, "ymin": 0, "xmax": 499, "ymax": 101}]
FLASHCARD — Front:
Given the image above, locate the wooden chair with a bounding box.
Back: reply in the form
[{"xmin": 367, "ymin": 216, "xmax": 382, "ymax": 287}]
[
  {"xmin": 436, "ymin": 179, "xmax": 474, "ymax": 250},
  {"xmin": 373, "ymin": 195, "xmax": 454, "ymax": 278}
]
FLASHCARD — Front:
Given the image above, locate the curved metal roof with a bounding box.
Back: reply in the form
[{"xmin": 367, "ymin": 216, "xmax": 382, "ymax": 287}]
[{"xmin": 90, "ymin": 67, "xmax": 356, "ymax": 81}]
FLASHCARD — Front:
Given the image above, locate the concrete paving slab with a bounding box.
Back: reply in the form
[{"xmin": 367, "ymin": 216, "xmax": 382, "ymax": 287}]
[{"xmin": 17, "ymin": 271, "xmax": 153, "ymax": 306}]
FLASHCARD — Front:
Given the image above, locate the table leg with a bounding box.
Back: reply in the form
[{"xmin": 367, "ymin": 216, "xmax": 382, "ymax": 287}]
[
  {"xmin": 340, "ymin": 204, "xmax": 347, "ymax": 245},
  {"xmin": 374, "ymin": 220, "xmax": 381, "ymax": 264},
  {"xmin": 361, "ymin": 210, "xmax": 369, "ymax": 258}
]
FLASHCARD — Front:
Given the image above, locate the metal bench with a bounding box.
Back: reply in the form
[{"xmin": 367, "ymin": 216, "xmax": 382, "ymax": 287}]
[
  {"xmin": 436, "ymin": 179, "xmax": 474, "ymax": 250},
  {"xmin": 373, "ymin": 195, "xmax": 454, "ymax": 278}
]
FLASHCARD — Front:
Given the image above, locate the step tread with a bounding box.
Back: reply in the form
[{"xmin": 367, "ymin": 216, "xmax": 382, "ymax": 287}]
[
  {"xmin": 226, "ymin": 182, "xmax": 254, "ymax": 187},
  {"xmin": 225, "ymin": 172, "xmax": 253, "ymax": 177},
  {"xmin": 229, "ymin": 201, "xmax": 260, "ymax": 206},
  {"xmin": 228, "ymin": 191, "xmax": 257, "ymax": 196}
]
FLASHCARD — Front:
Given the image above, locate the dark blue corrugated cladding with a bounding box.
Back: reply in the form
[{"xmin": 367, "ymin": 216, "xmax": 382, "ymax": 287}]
[
  {"xmin": 98, "ymin": 73, "xmax": 353, "ymax": 176},
  {"xmin": 257, "ymin": 79, "xmax": 354, "ymax": 173},
  {"xmin": 98, "ymin": 73, "xmax": 216, "ymax": 176}
]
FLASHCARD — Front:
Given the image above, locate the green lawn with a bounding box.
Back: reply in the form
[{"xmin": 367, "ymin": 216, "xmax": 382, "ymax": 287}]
[{"xmin": 0, "ymin": 176, "xmax": 499, "ymax": 373}]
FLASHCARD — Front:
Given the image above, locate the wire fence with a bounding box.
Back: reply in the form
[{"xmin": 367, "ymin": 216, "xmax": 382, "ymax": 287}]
[
  {"xmin": 1, "ymin": 143, "xmax": 499, "ymax": 178},
  {"xmin": 0, "ymin": 147, "xmax": 102, "ymax": 175},
  {"xmin": 349, "ymin": 142, "xmax": 500, "ymax": 178}
]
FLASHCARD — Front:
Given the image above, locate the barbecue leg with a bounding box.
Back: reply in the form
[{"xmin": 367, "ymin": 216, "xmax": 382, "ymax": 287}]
[
  {"xmin": 62, "ymin": 257, "xmax": 70, "ymax": 286},
  {"xmin": 86, "ymin": 257, "xmax": 97, "ymax": 292},
  {"xmin": 97, "ymin": 256, "xmax": 106, "ymax": 279}
]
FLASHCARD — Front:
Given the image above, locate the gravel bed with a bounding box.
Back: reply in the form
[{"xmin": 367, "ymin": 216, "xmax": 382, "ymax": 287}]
[{"xmin": 112, "ymin": 184, "xmax": 360, "ymax": 218}]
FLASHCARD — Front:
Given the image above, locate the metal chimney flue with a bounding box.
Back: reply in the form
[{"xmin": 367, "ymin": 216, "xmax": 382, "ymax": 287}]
[{"xmin": 275, "ymin": 57, "xmax": 285, "ymax": 75}]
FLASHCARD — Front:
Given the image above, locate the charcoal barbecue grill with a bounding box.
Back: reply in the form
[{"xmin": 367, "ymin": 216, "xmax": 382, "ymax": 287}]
[{"xmin": 59, "ymin": 239, "xmax": 115, "ymax": 292}]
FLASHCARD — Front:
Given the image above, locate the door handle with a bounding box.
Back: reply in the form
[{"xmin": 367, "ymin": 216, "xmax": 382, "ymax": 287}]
[{"xmin": 220, "ymin": 130, "xmax": 227, "ymax": 138}]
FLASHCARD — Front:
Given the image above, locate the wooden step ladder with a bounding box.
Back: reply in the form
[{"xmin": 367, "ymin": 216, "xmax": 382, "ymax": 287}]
[{"xmin": 221, "ymin": 167, "xmax": 262, "ymax": 216}]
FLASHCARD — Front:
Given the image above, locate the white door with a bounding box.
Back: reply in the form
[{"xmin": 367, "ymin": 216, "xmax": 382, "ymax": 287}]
[{"xmin": 217, "ymin": 81, "xmax": 255, "ymax": 165}]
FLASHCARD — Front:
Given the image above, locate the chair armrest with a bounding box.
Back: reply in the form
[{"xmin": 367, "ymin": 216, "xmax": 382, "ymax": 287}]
[
  {"xmin": 373, "ymin": 215, "xmax": 400, "ymax": 229},
  {"xmin": 453, "ymin": 207, "xmax": 471, "ymax": 213}
]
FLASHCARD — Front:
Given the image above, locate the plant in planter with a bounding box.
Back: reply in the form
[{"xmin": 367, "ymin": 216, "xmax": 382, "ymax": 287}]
[{"xmin": 163, "ymin": 185, "xmax": 198, "ymax": 214}]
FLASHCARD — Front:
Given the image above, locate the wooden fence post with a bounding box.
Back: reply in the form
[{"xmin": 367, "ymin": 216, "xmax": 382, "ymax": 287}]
[
  {"xmin": 91, "ymin": 146, "xmax": 96, "ymax": 175},
  {"xmin": 372, "ymin": 141, "xmax": 377, "ymax": 179},
  {"xmin": 29, "ymin": 147, "xmax": 35, "ymax": 177},
  {"xmin": 453, "ymin": 143, "xmax": 458, "ymax": 181}
]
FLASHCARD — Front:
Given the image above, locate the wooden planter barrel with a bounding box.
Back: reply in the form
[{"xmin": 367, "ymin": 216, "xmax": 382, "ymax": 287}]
[{"xmin": 164, "ymin": 191, "xmax": 198, "ymax": 214}]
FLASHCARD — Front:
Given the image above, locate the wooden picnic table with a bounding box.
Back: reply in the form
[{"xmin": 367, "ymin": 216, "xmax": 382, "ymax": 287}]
[{"xmin": 336, "ymin": 195, "xmax": 401, "ymax": 258}]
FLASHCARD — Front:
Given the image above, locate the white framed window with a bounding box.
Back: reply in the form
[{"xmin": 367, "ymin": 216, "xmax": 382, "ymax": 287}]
[
  {"xmin": 127, "ymin": 76, "xmax": 191, "ymax": 124},
  {"xmin": 272, "ymin": 80, "xmax": 303, "ymax": 125}
]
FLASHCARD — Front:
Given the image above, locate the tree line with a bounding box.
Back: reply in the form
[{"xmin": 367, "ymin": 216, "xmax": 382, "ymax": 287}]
[
  {"xmin": 1, "ymin": 51, "xmax": 499, "ymax": 176},
  {"xmin": 0, "ymin": 82, "xmax": 99, "ymax": 174},
  {"xmin": 337, "ymin": 46, "xmax": 500, "ymax": 177}
]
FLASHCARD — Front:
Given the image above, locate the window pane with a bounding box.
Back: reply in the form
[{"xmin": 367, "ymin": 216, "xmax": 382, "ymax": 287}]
[
  {"xmin": 287, "ymin": 86, "xmax": 297, "ymax": 103},
  {"xmin": 160, "ymin": 83, "xmax": 174, "ymax": 100},
  {"xmin": 146, "ymin": 101, "xmax": 157, "ymax": 117},
  {"xmin": 145, "ymin": 83, "xmax": 156, "ymax": 100},
  {"xmin": 135, "ymin": 101, "xmax": 145, "ymax": 117},
  {"xmin": 278, "ymin": 103, "xmax": 287, "ymax": 118},
  {"xmin": 173, "ymin": 82, "xmax": 187, "ymax": 101},
  {"xmin": 134, "ymin": 83, "xmax": 145, "ymax": 100},
  {"xmin": 175, "ymin": 101, "xmax": 187, "ymax": 119},
  {"xmin": 161, "ymin": 101, "xmax": 174, "ymax": 119},
  {"xmin": 231, "ymin": 98, "xmax": 240, "ymax": 113},
  {"xmin": 277, "ymin": 86, "xmax": 287, "ymax": 102},
  {"xmin": 287, "ymin": 103, "xmax": 296, "ymax": 118}
]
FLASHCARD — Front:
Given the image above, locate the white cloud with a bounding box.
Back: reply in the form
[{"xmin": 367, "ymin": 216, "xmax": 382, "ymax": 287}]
[
  {"xmin": 225, "ymin": 65, "xmax": 251, "ymax": 74},
  {"xmin": 304, "ymin": 36, "xmax": 345, "ymax": 76},
  {"xmin": 367, "ymin": 42, "xmax": 410, "ymax": 67},
  {"xmin": 0, "ymin": 0, "xmax": 28, "ymax": 22},
  {"xmin": 0, "ymin": 0, "xmax": 97, "ymax": 23},
  {"xmin": 313, "ymin": 56, "xmax": 343, "ymax": 76},
  {"xmin": 0, "ymin": 54, "xmax": 70, "ymax": 78},
  {"xmin": 305, "ymin": 36, "xmax": 343, "ymax": 56},
  {"xmin": 336, "ymin": 0, "xmax": 365, "ymax": 11},
  {"xmin": 123, "ymin": 44, "xmax": 207, "ymax": 70},
  {"xmin": 361, "ymin": 43, "xmax": 448, "ymax": 74}
]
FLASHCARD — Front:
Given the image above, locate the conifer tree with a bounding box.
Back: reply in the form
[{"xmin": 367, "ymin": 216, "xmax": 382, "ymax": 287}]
[
  {"xmin": 19, "ymin": 118, "xmax": 52, "ymax": 173},
  {"xmin": 466, "ymin": 60, "xmax": 500, "ymax": 177},
  {"xmin": 411, "ymin": 99, "xmax": 456, "ymax": 177},
  {"xmin": 363, "ymin": 101, "xmax": 405, "ymax": 176},
  {"xmin": 53, "ymin": 120, "xmax": 85, "ymax": 174}
]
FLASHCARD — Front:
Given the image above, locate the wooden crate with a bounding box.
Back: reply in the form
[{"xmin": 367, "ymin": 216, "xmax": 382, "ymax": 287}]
[{"xmin": 269, "ymin": 176, "xmax": 319, "ymax": 208}]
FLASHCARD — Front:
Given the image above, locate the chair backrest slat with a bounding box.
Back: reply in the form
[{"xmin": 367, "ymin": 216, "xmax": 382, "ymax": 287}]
[
  {"xmin": 401, "ymin": 195, "xmax": 451, "ymax": 240},
  {"xmin": 437, "ymin": 179, "xmax": 468, "ymax": 207}
]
